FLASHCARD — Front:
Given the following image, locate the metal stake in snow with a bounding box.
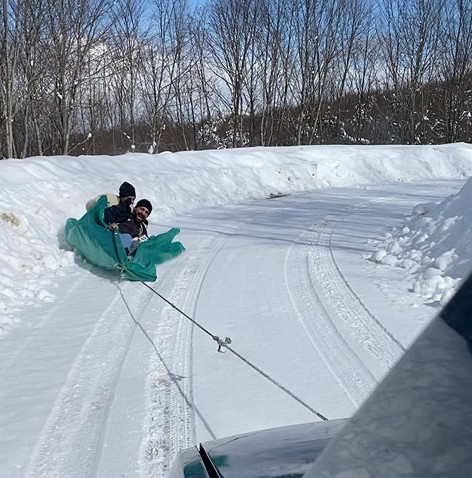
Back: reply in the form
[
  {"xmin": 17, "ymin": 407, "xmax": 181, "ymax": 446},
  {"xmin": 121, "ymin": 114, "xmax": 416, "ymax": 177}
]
[
  {"xmin": 140, "ymin": 281, "xmax": 328, "ymax": 421},
  {"xmin": 215, "ymin": 336, "xmax": 232, "ymax": 352}
]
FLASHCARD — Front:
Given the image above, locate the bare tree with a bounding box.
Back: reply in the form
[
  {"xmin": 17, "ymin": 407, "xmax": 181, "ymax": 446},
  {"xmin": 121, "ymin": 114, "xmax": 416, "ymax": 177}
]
[
  {"xmin": 256, "ymin": 0, "xmax": 293, "ymax": 146},
  {"xmin": 12, "ymin": 0, "xmax": 53, "ymax": 157},
  {"xmin": 0, "ymin": 0, "xmax": 20, "ymax": 158},
  {"xmin": 290, "ymin": 0, "xmax": 348, "ymax": 144},
  {"xmin": 207, "ymin": 0, "xmax": 259, "ymax": 147},
  {"xmin": 140, "ymin": 0, "xmax": 193, "ymax": 152},
  {"xmin": 42, "ymin": 0, "xmax": 115, "ymax": 154},
  {"xmin": 378, "ymin": 0, "xmax": 444, "ymax": 144},
  {"xmin": 185, "ymin": 12, "xmax": 220, "ymax": 149},
  {"xmin": 107, "ymin": 0, "xmax": 147, "ymax": 152},
  {"xmin": 340, "ymin": 3, "xmax": 381, "ymax": 143},
  {"xmin": 436, "ymin": 0, "xmax": 472, "ymax": 142}
]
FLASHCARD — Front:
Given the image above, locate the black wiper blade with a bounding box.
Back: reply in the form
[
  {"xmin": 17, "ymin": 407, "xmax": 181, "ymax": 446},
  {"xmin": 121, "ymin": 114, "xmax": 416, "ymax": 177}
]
[{"xmin": 198, "ymin": 444, "xmax": 224, "ymax": 478}]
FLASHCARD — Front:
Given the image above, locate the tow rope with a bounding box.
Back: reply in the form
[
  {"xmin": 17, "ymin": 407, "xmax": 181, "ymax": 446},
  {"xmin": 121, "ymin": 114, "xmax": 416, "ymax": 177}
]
[{"xmin": 140, "ymin": 281, "xmax": 328, "ymax": 421}]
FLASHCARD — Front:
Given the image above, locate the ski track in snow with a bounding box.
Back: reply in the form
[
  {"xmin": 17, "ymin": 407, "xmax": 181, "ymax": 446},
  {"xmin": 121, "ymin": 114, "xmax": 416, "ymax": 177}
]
[
  {"xmin": 24, "ymin": 279, "xmax": 155, "ymax": 478},
  {"xmin": 139, "ymin": 232, "xmax": 232, "ymax": 478},
  {"xmin": 2, "ymin": 275, "xmax": 87, "ymax": 373}
]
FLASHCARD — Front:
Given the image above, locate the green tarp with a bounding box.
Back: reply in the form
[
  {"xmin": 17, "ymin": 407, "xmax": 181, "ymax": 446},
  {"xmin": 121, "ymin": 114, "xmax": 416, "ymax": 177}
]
[{"xmin": 65, "ymin": 195, "xmax": 185, "ymax": 281}]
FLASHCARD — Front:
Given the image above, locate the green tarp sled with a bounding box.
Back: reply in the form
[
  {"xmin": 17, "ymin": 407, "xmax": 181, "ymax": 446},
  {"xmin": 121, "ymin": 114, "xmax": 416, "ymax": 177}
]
[{"xmin": 65, "ymin": 195, "xmax": 185, "ymax": 282}]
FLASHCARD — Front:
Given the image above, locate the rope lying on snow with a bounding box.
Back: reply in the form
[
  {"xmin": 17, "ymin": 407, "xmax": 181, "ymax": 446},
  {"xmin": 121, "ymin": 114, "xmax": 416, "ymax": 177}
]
[{"xmin": 140, "ymin": 281, "xmax": 328, "ymax": 421}]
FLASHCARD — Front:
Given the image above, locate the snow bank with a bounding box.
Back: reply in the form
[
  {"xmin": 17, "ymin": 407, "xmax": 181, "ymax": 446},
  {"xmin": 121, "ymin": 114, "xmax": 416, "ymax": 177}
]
[
  {"xmin": 370, "ymin": 176, "xmax": 472, "ymax": 305},
  {"xmin": 1, "ymin": 143, "xmax": 472, "ymax": 335}
]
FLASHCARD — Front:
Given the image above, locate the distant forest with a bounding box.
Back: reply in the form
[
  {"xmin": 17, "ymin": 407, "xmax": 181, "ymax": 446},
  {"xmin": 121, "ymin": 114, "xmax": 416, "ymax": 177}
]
[{"xmin": 1, "ymin": 0, "xmax": 471, "ymax": 158}]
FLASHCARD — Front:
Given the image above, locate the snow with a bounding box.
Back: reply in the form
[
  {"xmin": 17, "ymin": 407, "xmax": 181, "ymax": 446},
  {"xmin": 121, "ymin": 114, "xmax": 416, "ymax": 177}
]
[
  {"xmin": 369, "ymin": 175, "xmax": 472, "ymax": 305},
  {"xmin": 1, "ymin": 143, "xmax": 472, "ymax": 477}
]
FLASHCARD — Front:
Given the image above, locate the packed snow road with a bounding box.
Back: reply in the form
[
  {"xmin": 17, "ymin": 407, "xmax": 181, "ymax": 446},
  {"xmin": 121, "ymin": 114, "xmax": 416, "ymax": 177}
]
[{"xmin": 0, "ymin": 180, "xmax": 463, "ymax": 478}]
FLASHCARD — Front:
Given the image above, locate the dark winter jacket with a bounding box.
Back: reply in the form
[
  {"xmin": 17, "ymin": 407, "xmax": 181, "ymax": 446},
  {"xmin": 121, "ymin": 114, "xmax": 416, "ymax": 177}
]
[
  {"xmin": 104, "ymin": 201, "xmax": 131, "ymax": 224},
  {"xmin": 103, "ymin": 203, "xmax": 148, "ymax": 238}
]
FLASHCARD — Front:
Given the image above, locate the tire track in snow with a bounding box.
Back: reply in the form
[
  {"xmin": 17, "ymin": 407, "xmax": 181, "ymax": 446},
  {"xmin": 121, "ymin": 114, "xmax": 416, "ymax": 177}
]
[
  {"xmin": 139, "ymin": 232, "xmax": 232, "ymax": 478},
  {"xmin": 285, "ymin": 233, "xmax": 377, "ymax": 406},
  {"xmin": 285, "ymin": 207, "xmax": 406, "ymax": 407},
  {"xmin": 309, "ymin": 218, "xmax": 405, "ymax": 369},
  {"xmin": 23, "ymin": 281, "xmax": 154, "ymax": 478}
]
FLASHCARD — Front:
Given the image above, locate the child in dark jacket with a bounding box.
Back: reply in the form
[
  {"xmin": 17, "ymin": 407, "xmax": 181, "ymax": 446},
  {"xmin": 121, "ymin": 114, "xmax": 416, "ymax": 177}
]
[{"xmin": 103, "ymin": 182, "xmax": 136, "ymax": 252}]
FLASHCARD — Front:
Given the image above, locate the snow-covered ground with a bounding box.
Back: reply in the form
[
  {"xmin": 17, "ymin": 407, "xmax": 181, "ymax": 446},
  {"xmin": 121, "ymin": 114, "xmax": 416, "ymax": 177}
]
[{"xmin": 1, "ymin": 143, "xmax": 472, "ymax": 477}]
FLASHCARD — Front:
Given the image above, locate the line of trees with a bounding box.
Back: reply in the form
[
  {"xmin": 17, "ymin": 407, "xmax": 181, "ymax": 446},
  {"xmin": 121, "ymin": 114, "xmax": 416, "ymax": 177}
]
[{"xmin": 1, "ymin": 0, "xmax": 471, "ymax": 158}]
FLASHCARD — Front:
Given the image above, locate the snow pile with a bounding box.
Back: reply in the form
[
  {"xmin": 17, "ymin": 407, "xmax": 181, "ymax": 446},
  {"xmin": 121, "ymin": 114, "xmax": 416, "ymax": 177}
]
[
  {"xmin": 1, "ymin": 143, "xmax": 472, "ymax": 335},
  {"xmin": 370, "ymin": 177, "xmax": 472, "ymax": 305},
  {"xmin": 0, "ymin": 161, "xmax": 76, "ymax": 335},
  {"xmin": 0, "ymin": 209, "xmax": 73, "ymax": 312}
]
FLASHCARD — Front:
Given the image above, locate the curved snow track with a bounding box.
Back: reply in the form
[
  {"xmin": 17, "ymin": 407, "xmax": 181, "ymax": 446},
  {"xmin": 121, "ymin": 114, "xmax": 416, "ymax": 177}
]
[
  {"xmin": 24, "ymin": 281, "xmax": 155, "ymax": 477},
  {"xmin": 138, "ymin": 234, "xmax": 232, "ymax": 477},
  {"xmin": 284, "ymin": 209, "xmax": 405, "ymax": 408},
  {"xmin": 0, "ymin": 181, "xmax": 462, "ymax": 478}
]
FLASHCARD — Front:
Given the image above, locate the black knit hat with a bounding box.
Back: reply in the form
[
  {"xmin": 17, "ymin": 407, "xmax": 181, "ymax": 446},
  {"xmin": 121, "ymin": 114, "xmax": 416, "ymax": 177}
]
[
  {"xmin": 136, "ymin": 199, "xmax": 152, "ymax": 214},
  {"xmin": 119, "ymin": 181, "xmax": 136, "ymax": 198}
]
